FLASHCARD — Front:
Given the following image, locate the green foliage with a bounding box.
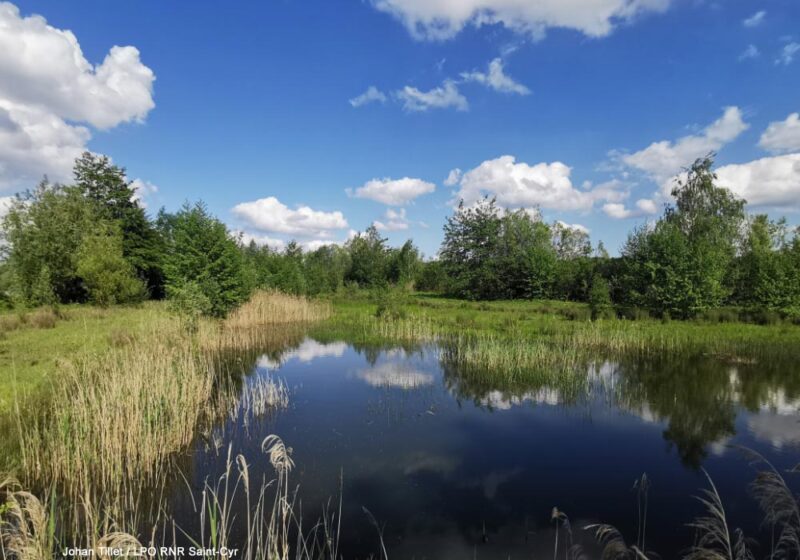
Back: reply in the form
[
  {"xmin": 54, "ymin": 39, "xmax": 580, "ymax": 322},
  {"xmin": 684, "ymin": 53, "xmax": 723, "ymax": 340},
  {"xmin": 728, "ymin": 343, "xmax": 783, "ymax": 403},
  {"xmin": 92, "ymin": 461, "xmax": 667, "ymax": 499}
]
[
  {"xmin": 622, "ymin": 156, "xmax": 746, "ymax": 318},
  {"xmin": 162, "ymin": 202, "xmax": 248, "ymax": 317},
  {"xmin": 387, "ymin": 240, "xmax": 421, "ymax": 288},
  {"xmin": 30, "ymin": 265, "xmax": 58, "ymax": 307},
  {"xmin": 76, "ymin": 227, "xmax": 146, "ymax": 306},
  {"xmin": 589, "ymin": 275, "xmax": 614, "ymax": 320},
  {"xmin": 374, "ymin": 286, "xmax": 408, "ymax": 320},
  {"xmin": 2, "ymin": 181, "xmax": 104, "ymax": 304},
  {"xmin": 416, "ymin": 260, "xmax": 447, "ymax": 292},
  {"xmin": 73, "ymin": 152, "xmax": 165, "ymax": 297},
  {"xmin": 346, "ymin": 226, "xmax": 389, "ymax": 287},
  {"xmin": 167, "ymin": 281, "xmax": 212, "ymax": 333},
  {"xmin": 440, "ymin": 197, "xmax": 504, "ymax": 299}
]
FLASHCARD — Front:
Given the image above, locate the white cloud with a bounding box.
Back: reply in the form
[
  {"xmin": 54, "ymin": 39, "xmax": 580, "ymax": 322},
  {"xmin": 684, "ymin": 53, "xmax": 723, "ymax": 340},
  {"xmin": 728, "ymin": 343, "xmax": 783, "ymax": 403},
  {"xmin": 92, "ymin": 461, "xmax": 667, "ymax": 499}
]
[
  {"xmin": 760, "ymin": 113, "xmax": 800, "ymax": 154},
  {"xmin": 129, "ymin": 178, "xmax": 158, "ymax": 208},
  {"xmin": 777, "ymin": 42, "xmax": 800, "ymax": 66},
  {"xmin": 738, "ymin": 44, "xmax": 760, "ymax": 61},
  {"xmin": 0, "ymin": 195, "xmax": 14, "ymax": 220},
  {"xmin": 347, "ymin": 176, "xmax": 435, "ymax": 205},
  {"xmin": 714, "ymin": 154, "xmax": 800, "ymax": 209},
  {"xmin": 234, "ymin": 230, "xmax": 286, "ymax": 251},
  {"xmin": 622, "ymin": 106, "xmax": 749, "ymax": 185},
  {"xmin": 602, "ymin": 198, "xmax": 658, "ymax": 219},
  {"xmin": 371, "ymin": 0, "xmax": 671, "ymax": 41},
  {"xmin": 349, "ymin": 86, "xmax": 387, "ymax": 107},
  {"xmin": 356, "ymin": 361, "xmax": 434, "ymax": 389},
  {"xmin": 0, "ymin": 99, "xmax": 89, "ymax": 189},
  {"xmin": 0, "ymin": 2, "xmax": 155, "ymax": 189},
  {"xmin": 374, "ymin": 208, "xmax": 410, "ymax": 231},
  {"xmin": 450, "ymin": 155, "xmax": 625, "ymax": 212},
  {"xmin": 742, "ymin": 10, "xmax": 766, "ymax": 28},
  {"xmin": 232, "ymin": 196, "xmax": 348, "ymax": 237},
  {"xmin": 396, "ymin": 79, "xmax": 468, "ymax": 112},
  {"xmin": 460, "ymin": 58, "xmax": 530, "ymax": 95},
  {"xmin": 555, "ymin": 220, "xmax": 590, "ymax": 234},
  {"xmin": 444, "ymin": 168, "xmax": 462, "ymax": 186}
]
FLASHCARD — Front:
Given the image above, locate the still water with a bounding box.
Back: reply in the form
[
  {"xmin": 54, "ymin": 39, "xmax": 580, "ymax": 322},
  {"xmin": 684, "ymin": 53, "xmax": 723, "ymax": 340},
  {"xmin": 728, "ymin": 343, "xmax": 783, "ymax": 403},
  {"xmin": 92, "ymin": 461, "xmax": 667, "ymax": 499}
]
[{"xmin": 174, "ymin": 338, "xmax": 800, "ymax": 559}]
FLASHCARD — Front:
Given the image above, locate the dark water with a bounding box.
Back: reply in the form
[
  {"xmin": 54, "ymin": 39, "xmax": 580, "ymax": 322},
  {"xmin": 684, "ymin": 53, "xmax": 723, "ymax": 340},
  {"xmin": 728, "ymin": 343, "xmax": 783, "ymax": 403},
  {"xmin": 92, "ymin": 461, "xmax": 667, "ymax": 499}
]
[{"xmin": 173, "ymin": 339, "xmax": 800, "ymax": 559}]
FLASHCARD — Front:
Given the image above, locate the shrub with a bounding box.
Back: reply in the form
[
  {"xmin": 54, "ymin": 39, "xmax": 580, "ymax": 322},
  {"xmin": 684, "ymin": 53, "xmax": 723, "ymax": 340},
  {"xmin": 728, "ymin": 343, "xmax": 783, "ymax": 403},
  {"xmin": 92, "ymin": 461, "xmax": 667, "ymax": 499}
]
[
  {"xmin": 561, "ymin": 307, "xmax": 591, "ymax": 321},
  {"xmin": 374, "ymin": 287, "xmax": 408, "ymax": 320},
  {"xmin": 617, "ymin": 306, "xmax": 651, "ymax": 321},
  {"xmin": 77, "ymin": 229, "xmax": 146, "ymax": 306},
  {"xmin": 589, "ymin": 275, "xmax": 614, "ymax": 321},
  {"xmin": 168, "ymin": 281, "xmax": 212, "ymax": 333}
]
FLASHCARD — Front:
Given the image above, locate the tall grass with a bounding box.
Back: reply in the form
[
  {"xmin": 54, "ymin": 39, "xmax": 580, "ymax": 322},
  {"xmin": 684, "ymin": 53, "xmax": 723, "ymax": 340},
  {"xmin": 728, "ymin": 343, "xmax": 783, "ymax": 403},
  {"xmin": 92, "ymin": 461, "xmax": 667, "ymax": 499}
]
[
  {"xmin": 5, "ymin": 291, "xmax": 328, "ymax": 552},
  {"xmin": 1, "ymin": 436, "xmax": 341, "ymax": 560}
]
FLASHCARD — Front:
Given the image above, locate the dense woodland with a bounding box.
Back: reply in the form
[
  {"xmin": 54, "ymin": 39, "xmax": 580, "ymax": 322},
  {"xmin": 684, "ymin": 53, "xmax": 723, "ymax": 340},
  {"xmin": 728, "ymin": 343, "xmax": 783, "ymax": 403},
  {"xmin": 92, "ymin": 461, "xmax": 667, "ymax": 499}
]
[{"xmin": 2, "ymin": 153, "xmax": 799, "ymax": 322}]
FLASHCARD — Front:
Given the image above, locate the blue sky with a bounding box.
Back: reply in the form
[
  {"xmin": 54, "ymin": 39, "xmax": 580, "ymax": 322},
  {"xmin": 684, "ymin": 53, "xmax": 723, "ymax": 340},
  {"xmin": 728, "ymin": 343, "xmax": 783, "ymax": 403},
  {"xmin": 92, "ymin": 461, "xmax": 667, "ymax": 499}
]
[{"xmin": 1, "ymin": 0, "xmax": 799, "ymax": 256}]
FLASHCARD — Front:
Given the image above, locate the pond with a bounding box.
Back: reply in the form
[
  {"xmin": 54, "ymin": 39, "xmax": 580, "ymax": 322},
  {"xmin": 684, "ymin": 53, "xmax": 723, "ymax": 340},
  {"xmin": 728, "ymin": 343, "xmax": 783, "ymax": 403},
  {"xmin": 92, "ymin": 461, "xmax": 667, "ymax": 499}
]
[{"xmin": 170, "ymin": 338, "xmax": 800, "ymax": 559}]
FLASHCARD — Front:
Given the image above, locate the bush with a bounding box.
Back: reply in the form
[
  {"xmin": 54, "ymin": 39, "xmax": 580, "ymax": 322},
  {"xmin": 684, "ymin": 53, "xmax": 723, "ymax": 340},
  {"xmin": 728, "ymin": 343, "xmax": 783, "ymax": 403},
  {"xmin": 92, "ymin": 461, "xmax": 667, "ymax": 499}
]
[
  {"xmin": 617, "ymin": 306, "xmax": 652, "ymax": 321},
  {"xmin": 697, "ymin": 308, "xmax": 740, "ymax": 323},
  {"xmin": 374, "ymin": 287, "xmax": 408, "ymax": 320},
  {"xmin": 589, "ymin": 275, "xmax": 614, "ymax": 321},
  {"xmin": 561, "ymin": 307, "xmax": 591, "ymax": 321},
  {"xmin": 743, "ymin": 309, "xmax": 783, "ymax": 326},
  {"xmin": 168, "ymin": 281, "xmax": 212, "ymax": 334},
  {"xmin": 77, "ymin": 229, "xmax": 146, "ymax": 306}
]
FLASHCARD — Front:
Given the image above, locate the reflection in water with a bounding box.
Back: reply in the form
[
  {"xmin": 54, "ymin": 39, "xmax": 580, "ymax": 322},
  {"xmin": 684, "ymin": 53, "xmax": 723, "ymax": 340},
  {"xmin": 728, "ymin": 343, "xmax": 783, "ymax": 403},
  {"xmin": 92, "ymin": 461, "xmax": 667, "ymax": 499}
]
[
  {"xmin": 172, "ymin": 337, "xmax": 800, "ymax": 559},
  {"xmin": 258, "ymin": 339, "xmax": 348, "ymax": 369},
  {"xmin": 356, "ymin": 361, "xmax": 435, "ymax": 388}
]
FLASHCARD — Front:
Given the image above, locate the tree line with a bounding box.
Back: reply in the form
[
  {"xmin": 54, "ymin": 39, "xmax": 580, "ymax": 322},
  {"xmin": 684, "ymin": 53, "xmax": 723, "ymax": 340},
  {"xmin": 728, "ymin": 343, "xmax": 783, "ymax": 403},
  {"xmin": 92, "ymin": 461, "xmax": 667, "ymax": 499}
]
[{"xmin": 1, "ymin": 153, "xmax": 799, "ymax": 321}]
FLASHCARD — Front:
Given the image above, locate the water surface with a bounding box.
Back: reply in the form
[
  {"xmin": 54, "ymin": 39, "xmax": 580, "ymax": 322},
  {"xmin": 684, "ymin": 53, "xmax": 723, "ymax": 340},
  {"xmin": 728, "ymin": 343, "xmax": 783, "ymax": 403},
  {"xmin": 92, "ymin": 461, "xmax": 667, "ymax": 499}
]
[{"xmin": 175, "ymin": 338, "xmax": 800, "ymax": 559}]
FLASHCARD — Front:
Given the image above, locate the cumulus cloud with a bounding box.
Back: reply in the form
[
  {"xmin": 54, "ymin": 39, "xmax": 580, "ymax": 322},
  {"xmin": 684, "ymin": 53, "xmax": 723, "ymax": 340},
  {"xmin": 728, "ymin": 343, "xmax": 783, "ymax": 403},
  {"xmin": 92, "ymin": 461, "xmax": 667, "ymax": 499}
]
[
  {"xmin": 0, "ymin": 195, "xmax": 14, "ymax": 220},
  {"xmin": 622, "ymin": 106, "xmax": 749, "ymax": 185},
  {"xmin": 602, "ymin": 198, "xmax": 658, "ymax": 219},
  {"xmin": 738, "ymin": 44, "xmax": 760, "ymax": 61},
  {"xmin": 444, "ymin": 168, "xmax": 462, "ymax": 186},
  {"xmin": 233, "ymin": 230, "xmax": 287, "ymax": 251},
  {"xmin": 232, "ymin": 196, "xmax": 348, "ymax": 237},
  {"xmin": 742, "ymin": 10, "xmax": 766, "ymax": 28},
  {"xmin": 714, "ymin": 154, "xmax": 800, "ymax": 209},
  {"xmin": 759, "ymin": 113, "xmax": 800, "ymax": 154},
  {"xmin": 396, "ymin": 79, "xmax": 468, "ymax": 112},
  {"xmin": 356, "ymin": 361, "xmax": 434, "ymax": 389},
  {"xmin": 777, "ymin": 43, "xmax": 800, "ymax": 66},
  {"xmin": 129, "ymin": 178, "xmax": 158, "ymax": 208},
  {"xmin": 460, "ymin": 58, "xmax": 530, "ymax": 95},
  {"xmin": 0, "ymin": 2, "xmax": 156, "ymax": 189},
  {"xmin": 370, "ymin": 0, "xmax": 671, "ymax": 41},
  {"xmin": 374, "ymin": 208, "xmax": 410, "ymax": 231},
  {"xmin": 349, "ymin": 86, "xmax": 387, "ymax": 107},
  {"xmin": 450, "ymin": 155, "xmax": 625, "ymax": 212},
  {"xmin": 555, "ymin": 220, "xmax": 590, "ymax": 234},
  {"xmin": 347, "ymin": 177, "xmax": 435, "ymax": 205}
]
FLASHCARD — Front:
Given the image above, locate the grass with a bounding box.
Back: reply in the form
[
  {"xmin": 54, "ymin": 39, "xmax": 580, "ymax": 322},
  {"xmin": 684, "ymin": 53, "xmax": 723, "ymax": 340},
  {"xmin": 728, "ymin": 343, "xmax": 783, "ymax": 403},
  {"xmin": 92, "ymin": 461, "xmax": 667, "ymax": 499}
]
[
  {"xmin": 1, "ymin": 291, "xmax": 330, "ymax": 552},
  {"xmin": 320, "ymin": 292, "xmax": 800, "ymax": 364},
  {"xmin": 0, "ymin": 303, "xmax": 167, "ymax": 409}
]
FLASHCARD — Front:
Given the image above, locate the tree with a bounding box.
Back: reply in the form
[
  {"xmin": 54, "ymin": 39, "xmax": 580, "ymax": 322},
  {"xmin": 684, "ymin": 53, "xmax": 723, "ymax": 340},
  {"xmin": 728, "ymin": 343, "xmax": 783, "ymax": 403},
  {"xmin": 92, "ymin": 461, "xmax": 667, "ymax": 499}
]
[
  {"xmin": 497, "ymin": 210, "xmax": 556, "ymax": 299},
  {"xmin": 162, "ymin": 202, "xmax": 248, "ymax": 317},
  {"xmin": 440, "ymin": 197, "xmax": 504, "ymax": 299},
  {"xmin": 76, "ymin": 227, "xmax": 146, "ymax": 306},
  {"xmin": 589, "ymin": 274, "xmax": 613, "ymax": 320},
  {"xmin": 2, "ymin": 181, "xmax": 104, "ymax": 304},
  {"xmin": 622, "ymin": 156, "xmax": 746, "ymax": 317},
  {"xmin": 346, "ymin": 226, "xmax": 388, "ymax": 287},
  {"xmin": 387, "ymin": 240, "xmax": 421, "ymax": 288},
  {"xmin": 304, "ymin": 244, "xmax": 350, "ymax": 295},
  {"xmin": 73, "ymin": 152, "xmax": 165, "ymax": 297}
]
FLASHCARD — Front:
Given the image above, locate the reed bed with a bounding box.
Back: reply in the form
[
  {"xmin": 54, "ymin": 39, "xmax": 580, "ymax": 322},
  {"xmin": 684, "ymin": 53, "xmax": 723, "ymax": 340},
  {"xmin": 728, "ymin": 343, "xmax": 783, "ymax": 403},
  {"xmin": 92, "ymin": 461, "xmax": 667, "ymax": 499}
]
[
  {"xmin": 4, "ymin": 291, "xmax": 328, "ymax": 553},
  {"xmin": 0, "ymin": 436, "xmax": 340, "ymax": 560}
]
